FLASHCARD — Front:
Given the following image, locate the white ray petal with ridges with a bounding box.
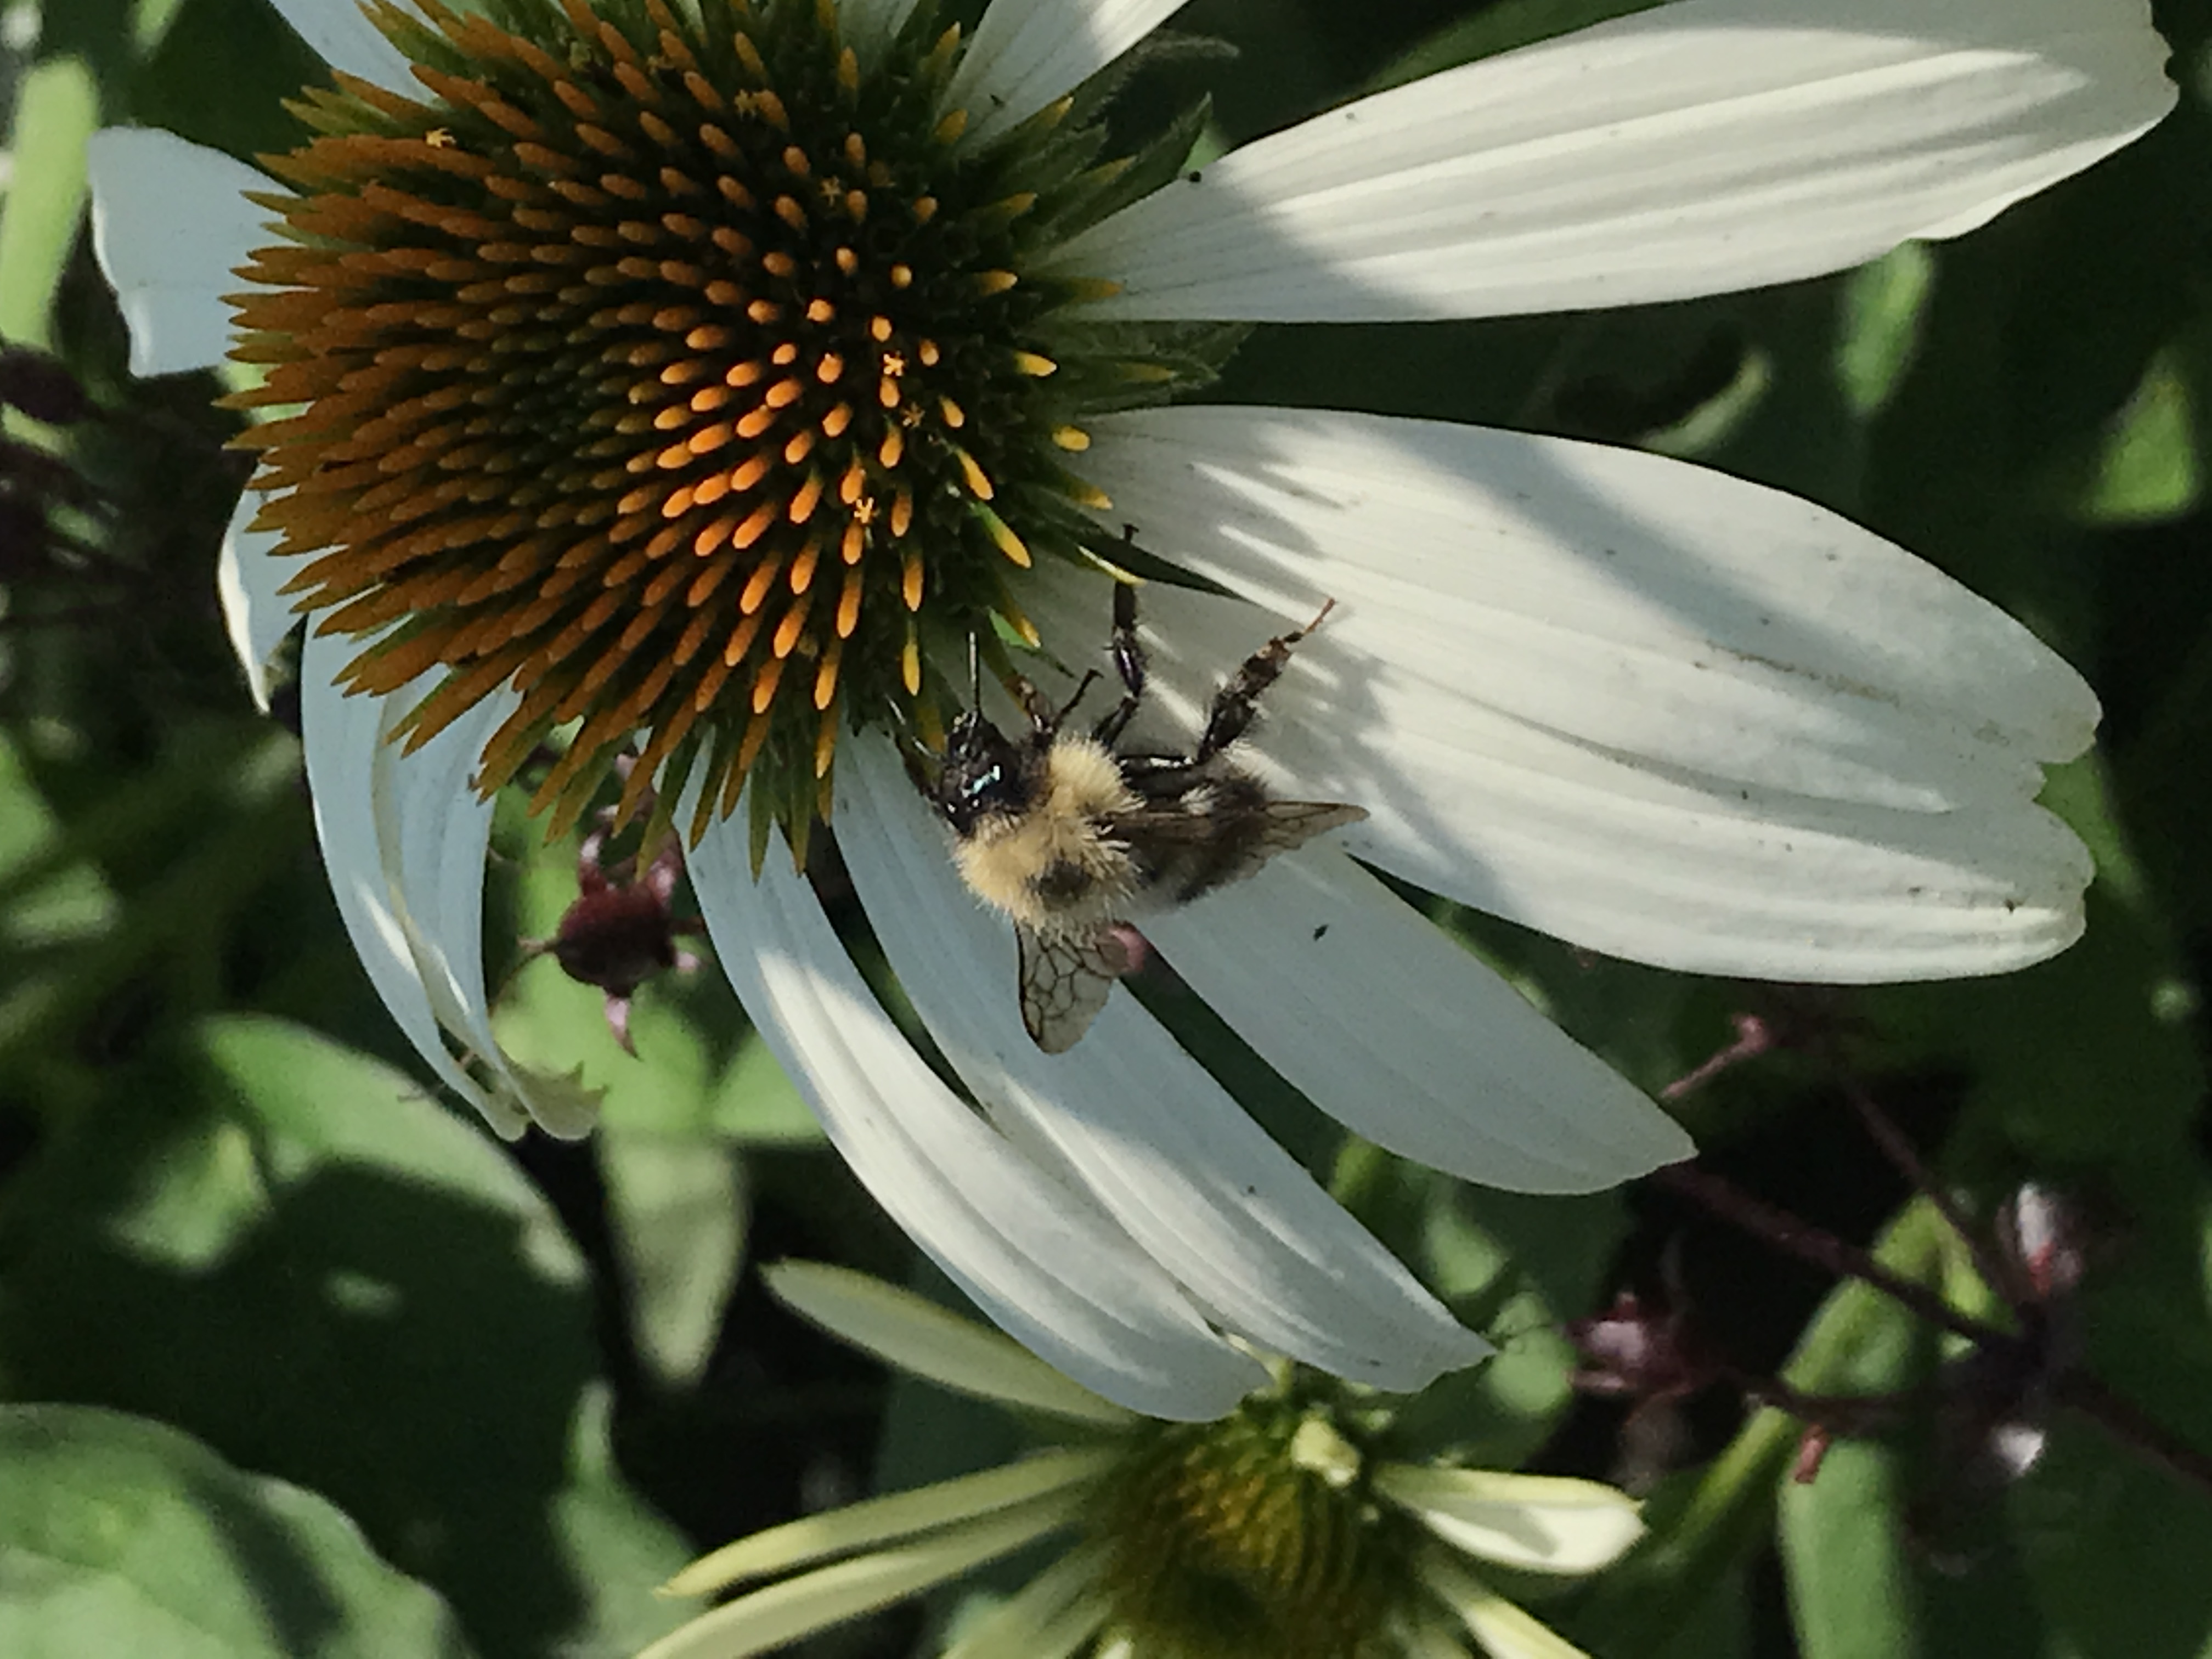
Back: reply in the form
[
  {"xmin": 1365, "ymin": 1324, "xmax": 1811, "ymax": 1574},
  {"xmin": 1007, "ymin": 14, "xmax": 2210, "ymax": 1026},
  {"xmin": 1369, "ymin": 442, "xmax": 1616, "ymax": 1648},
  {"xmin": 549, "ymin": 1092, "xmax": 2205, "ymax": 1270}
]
[
  {"xmin": 1079, "ymin": 405, "xmax": 2096, "ymax": 800},
  {"xmin": 378, "ymin": 680, "xmax": 600, "ymax": 1138},
  {"xmin": 766, "ymin": 1262, "xmax": 1137, "ymax": 1427},
  {"xmin": 837, "ymin": 742, "xmax": 1492, "ymax": 1392},
  {"xmin": 1140, "ymin": 849, "xmax": 1690, "ymax": 1194},
  {"xmin": 686, "ymin": 808, "xmax": 1267, "ymax": 1419},
  {"xmin": 1022, "ymin": 450, "xmax": 2095, "ymax": 982},
  {"xmin": 216, "ymin": 489, "xmax": 295, "ymax": 713},
  {"xmin": 267, "ymin": 0, "xmax": 415, "ymax": 89},
  {"xmin": 949, "ymin": 0, "xmax": 1190, "ymax": 144},
  {"xmin": 298, "ymin": 635, "xmax": 526, "ymax": 1136},
  {"xmin": 838, "ymin": 0, "xmax": 924, "ymax": 66},
  {"xmin": 1050, "ymin": 0, "xmax": 2175, "ymax": 322},
  {"xmin": 1378, "ymin": 1466, "xmax": 1645, "ymax": 1573},
  {"xmin": 639, "ymin": 1488, "xmax": 1092, "ymax": 1659},
  {"xmin": 85, "ymin": 129, "xmax": 271, "ymax": 376}
]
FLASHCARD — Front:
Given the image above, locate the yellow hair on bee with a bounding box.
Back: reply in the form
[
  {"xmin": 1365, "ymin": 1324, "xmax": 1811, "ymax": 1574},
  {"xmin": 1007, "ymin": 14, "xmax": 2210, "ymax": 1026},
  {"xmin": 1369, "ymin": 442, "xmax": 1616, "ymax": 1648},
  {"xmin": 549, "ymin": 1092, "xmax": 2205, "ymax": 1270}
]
[{"xmin": 953, "ymin": 733, "xmax": 1139, "ymax": 937}]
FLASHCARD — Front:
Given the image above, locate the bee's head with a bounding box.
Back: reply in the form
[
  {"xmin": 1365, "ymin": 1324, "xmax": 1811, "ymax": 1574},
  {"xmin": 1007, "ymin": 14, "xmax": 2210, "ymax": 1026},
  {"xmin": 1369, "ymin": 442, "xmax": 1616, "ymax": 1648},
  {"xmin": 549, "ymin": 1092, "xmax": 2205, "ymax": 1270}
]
[{"xmin": 929, "ymin": 708, "xmax": 1037, "ymax": 836}]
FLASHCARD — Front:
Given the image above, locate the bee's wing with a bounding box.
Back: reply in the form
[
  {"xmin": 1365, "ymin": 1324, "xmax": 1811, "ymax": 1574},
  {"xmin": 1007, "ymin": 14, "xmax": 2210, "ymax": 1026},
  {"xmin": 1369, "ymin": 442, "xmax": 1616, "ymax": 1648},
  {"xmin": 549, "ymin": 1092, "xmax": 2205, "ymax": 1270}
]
[
  {"xmin": 1249, "ymin": 800, "xmax": 1368, "ymax": 858},
  {"xmin": 1017, "ymin": 924, "xmax": 1135, "ymax": 1053}
]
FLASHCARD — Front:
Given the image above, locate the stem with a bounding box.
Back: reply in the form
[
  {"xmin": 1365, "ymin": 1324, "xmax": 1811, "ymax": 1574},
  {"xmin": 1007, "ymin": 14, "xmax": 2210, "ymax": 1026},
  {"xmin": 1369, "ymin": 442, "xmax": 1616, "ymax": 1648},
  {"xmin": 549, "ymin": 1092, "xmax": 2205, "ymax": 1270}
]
[
  {"xmin": 2052, "ymin": 1372, "xmax": 2212, "ymax": 1503},
  {"xmin": 1650, "ymin": 1162, "xmax": 2009, "ymax": 1351}
]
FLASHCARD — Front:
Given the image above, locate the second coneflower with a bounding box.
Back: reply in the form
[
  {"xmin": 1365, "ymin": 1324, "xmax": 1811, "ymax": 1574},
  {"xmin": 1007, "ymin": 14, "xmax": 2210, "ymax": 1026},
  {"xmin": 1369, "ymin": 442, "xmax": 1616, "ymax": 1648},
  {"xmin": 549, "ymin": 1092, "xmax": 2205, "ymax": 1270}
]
[{"xmin": 88, "ymin": 0, "xmax": 2172, "ymax": 1415}]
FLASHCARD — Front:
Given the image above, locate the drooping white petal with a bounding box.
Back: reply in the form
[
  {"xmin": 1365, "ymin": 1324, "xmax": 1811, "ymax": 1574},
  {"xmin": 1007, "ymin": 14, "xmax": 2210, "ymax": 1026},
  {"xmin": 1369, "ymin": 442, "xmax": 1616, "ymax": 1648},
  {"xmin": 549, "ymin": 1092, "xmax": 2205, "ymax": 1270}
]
[
  {"xmin": 84, "ymin": 129, "xmax": 271, "ymax": 376},
  {"xmin": 837, "ymin": 742, "xmax": 1492, "ymax": 1393},
  {"xmin": 686, "ymin": 808, "xmax": 1267, "ymax": 1420},
  {"xmin": 1420, "ymin": 1556, "xmax": 1593, "ymax": 1659},
  {"xmin": 664, "ymin": 1448, "xmax": 1113, "ymax": 1598},
  {"xmin": 216, "ymin": 486, "xmax": 296, "ymax": 713},
  {"xmin": 943, "ymin": 1543, "xmax": 1113, "ymax": 1659},
  {"xmin": 1378, "ymin": 1466, "xmax": 1644, "ymax": 1573},
  {"xmin": 765, "ymin": 1262, "xmax": 1137, "ymax": 1427},
  {"xmin": 299, "ymin": 635, "xmax": 596, "ymax": 1139},
  {"xmin": 264, "ymin": 0, "xmax": 414, "ymax": 89},
  {"xmin": 1049, "ymin": 0, "xmax": 2175, "ymax": 322},
  {"xmin": 1035, "ymin": 415, "xmax": 2096, "ymax": 981},
  {"xmin": 640, "ymin": 1488, "xmax": 1090, "ymax": 1659},
  {"xmin": 379, "ymin": 675, "xmax": 600, "ymax": 1139},
  {"xmin": 949, "ymin": 0, "xmax": 1190, "ymax": 145},
  {"xmin": 298, "ymin": 634, "xmax": 526, "ymax": 1137},
  {"xmin": 1140, "ymin": 849, "xmax": 1691, "ymax": 1194}
]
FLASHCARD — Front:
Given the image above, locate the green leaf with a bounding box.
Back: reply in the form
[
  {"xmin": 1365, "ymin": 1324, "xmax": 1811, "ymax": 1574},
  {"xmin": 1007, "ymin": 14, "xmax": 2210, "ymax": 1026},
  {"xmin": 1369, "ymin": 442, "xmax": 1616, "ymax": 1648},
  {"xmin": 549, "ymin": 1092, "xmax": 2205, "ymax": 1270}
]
[
  {"xmin": 0, "ymin": 1403, "xmax": 476, "ymax": 1659},
  {"xmin": 600, "ymin": 1131, "xmax": 748, "ymax": 1390},
  {"xmin": 0, "ymin": 56, "xmax": 98, "ymax": 350},
  {"xmin": 2067, "ymin": 346, "xmax": 2200, "ymax": 525},
  {"xmin": 0, "ymin": 1014, "xmax": 689, "ymax": 1659}
]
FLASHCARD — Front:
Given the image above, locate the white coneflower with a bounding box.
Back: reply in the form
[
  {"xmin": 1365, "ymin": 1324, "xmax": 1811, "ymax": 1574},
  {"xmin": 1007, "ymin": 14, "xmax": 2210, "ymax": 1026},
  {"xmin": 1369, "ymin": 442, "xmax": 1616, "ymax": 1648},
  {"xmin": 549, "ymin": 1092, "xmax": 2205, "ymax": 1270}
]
[
  {"xmin": 86, "ymin": 0, "xmax": 2173, "ymax": 1415},
  {"xmin": 641, "ymin": 1262, "xmax": 1649, "ymax": 1659}
]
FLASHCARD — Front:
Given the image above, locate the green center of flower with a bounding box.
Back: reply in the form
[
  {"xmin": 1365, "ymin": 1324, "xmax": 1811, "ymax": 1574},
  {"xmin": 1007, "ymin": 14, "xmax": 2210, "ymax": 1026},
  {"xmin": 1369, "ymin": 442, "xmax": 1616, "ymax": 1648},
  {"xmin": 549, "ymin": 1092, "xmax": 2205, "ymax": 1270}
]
[
  {"xmin": 1098, "ymin": 1397, "xmax": 1415, "ymax": 1659},
  {"xmin": 230, "ymin": 0, "xmax": 1232, "ymax": 845}
]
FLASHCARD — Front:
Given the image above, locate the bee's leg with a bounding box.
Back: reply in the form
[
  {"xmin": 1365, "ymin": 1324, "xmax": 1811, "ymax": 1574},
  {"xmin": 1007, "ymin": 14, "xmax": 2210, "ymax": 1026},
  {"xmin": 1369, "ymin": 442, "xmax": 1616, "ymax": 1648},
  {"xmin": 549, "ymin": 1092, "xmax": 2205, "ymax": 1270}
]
[
  {"xmin": 1194, "ymin": 598, "xmax": 1336, "ymax": 763},
  {"xmin": 1006, "ymin": 670, "xmax": 1062, "ymax": 739},
  {"xmin": 1091, "ymin": 582, "xmax": 1149, "ymax": 747}
]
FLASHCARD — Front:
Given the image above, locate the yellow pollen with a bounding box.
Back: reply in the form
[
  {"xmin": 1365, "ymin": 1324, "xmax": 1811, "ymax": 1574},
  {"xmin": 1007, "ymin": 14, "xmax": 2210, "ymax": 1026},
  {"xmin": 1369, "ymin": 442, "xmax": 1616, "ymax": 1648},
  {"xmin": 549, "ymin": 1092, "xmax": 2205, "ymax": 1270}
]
[
  {"xmin": 843, "ymin": 190, "xmax": 867, "ymax": 221},
  {"xmin": 868, "ymin": 315, "xmax": 892, "ymax": 343},
  {"xmin": 878, "ymin": 427, "xmax": 904, "ymax": 468},
  {"xmin": 821, "ymin": 403, "xmax": 853, "ymax": 438},
  {"xmin": 789, "ymin": 473, "xmax": 822, "ymax": 522},
  {"xmin": 783, "ymin": 429, "xmax": 816, "ymax": 464},
  {"xmin": 838, "ymin": 462, "xmax": 867, "ymax": 505},
  {"xmin": 979, "ymin": 506, "xmax": 1031, "ymax": 567},
  {"xmin": 789, "ymin": 538, "xmax": 820, "ymax": 594},
  {"xmin": 975, "ymin": 270, "xmax": 1018, "ymax": 296},
  {"xmin": 889, "ymin": 488, "xmax": 913, "ymax": 537},
  {"xmin": 882, "ymin": 352, "xmax": 906, "ymax": 377},
  {"xmin": 426, "ymin": 127, "xmax": 457, "ymax": 148},
  {"xmin": 836, "ymin": 571, "xmax": 863, "ymax": 636},
  {"xmin": 933, "ymin": 110, "xmax": 966, "ymax": 144},
  {"xmin": 901, "ymin": 635, "xmax": 921, "ymax": 695},
  {"xmin": 938, "ymin": 396, "xmax": 964, "ymax": 427},
  {"xmin": 840, "ymin": 520, "xmax": 866, "ymax": 562},
  {"xmin": 901, "ymin": 549, "xmax": 924, "ymax": 610},
  {"xmin": 1053, "ymin": 425, "xmax": 1090, "ymax": 450},
  {"xmin": 761, "ymin": 250, "xmax": 797, "ymax": 278},
  {"xmin": 917, "ymin": 340, "xmax": 940, "ymax": 366},
  {"xmin": 781, "ymin": 144, "xmax": 810, "ymax": 177},
  {"xmin": 771, "ymin": 341, "xmax": 798, "ymax": 365},
  {"xmin": 732, "ymin": 499, "xmax": 780, "ymax": 549},
  {"xmin": 889, "ymin": 264, "xmax": 913, "ymax": 289},
  {"xmin": 843, "ymin": 132, "xmax": 866, "ymax": 167},
  {"xmin": 834, "ymin": 246, "xmax": 859, "ymax": 275},
  {"xmin": 1012, "ymin": 351, "xmax": 1057, "ymax": 376},
  {"xmin": 816, "ymin": 352, "xmax": 844, "ymax": 383},
  {"xmin": 751, "ymin": 656, "xmax": 786, "ymax": 713},
  {"xmin": 851, "ymin": 496, "xmax": 878, "ymax": 527},
  {"xmin": 814, "ymin": 641, "xmax": 842, "ymax": 709},
  {"xmin": 912, "ymin": 195, "xmax": 938, "ymax": 224},
  {"xmin": 739, "ymin": 555, "xmax": 783, "ymax": 614},
  {"xmin": 727, "ymin": 360, "xmax": 764, "ymax": 387},
  {"xmin": 774, "ymin": 194, "xmax": 807, "ymax": 230},
  {"xmin": 805, "ymin": 297, "xmax": 836, "ymax": 323}
]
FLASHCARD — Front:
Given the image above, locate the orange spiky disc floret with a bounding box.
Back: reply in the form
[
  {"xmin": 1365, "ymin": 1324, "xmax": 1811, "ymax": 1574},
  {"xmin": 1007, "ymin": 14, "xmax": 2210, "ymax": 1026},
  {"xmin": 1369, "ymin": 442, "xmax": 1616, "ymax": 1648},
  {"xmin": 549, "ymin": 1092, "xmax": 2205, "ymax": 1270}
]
[{"xmin": 228, "ymin": 0, "xmax": 1223, "ymax": 845}]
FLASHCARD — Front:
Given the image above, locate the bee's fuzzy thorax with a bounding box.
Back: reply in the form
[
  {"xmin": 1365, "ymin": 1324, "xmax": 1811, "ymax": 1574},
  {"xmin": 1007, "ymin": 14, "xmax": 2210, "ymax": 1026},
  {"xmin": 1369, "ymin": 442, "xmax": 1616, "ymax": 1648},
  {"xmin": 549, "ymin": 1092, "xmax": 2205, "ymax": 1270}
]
[{"xmin": 953, "ymin": 735, "xmax": 1141, "ymax": 938}]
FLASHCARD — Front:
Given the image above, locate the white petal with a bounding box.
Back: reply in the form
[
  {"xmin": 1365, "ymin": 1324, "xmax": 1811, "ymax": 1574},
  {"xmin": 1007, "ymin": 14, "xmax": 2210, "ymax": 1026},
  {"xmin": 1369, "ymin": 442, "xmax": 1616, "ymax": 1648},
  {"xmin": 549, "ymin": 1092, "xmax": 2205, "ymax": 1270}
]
[
  {"xmin": 837, "ymin": 742, "xmax": 1492, "ymax": 1393},
  {"xmin": 949, "ymin": 0, "xmax": 1190, "ymax": 145},
  {"xmin": 1421, "ymin": 1556, "xmax": 1592, "ymax": 1659},
  {"xmin": 1080, "ymin": 407, "xmax": 2092, "ymax": 805},
  {"xmin": 1378, "ymin": 1466, "xmax": 1644, "ymax": 1573},
  {"xmin": 664, "ymin": 1448, "xmax": 1112, "ymax": 1597},
  {"xmin": 298, "ymin": 635, "xmax": 526, "ymax": 1137},
  {"xmin": 379, "ymin": 675, "xmax": 599, "ymax": 1139},
  {"xmin": 1141, "ymin": 849, "xmax": 1690, "ymax": 1194},
  {"xmin": 943, "ymin": 1544, "xmax": 1113, "ymax": 1659},
  {"xmin": 765, "ymin": 1262, "xmax": 1137, "ymax": 1427},
  {"xmin": 265, "ymin": 0, "xmax": 414, "ymax": 89},
  {"xmin": 85, "ymin": 129, "xmax": 270, "ymax": 376},
  {"xmin": 685, "ymin": 806, "xmax": 1267, "ymax": 1420},
  {"xmin": 839, "ymin": 0, "xmax": 923, "ymax": 66},
  {"xmin": 216, "ymin": 486, "xmax": 295, "ymax": 713},
  {"xmin": 639, "ymin": 1489, "xmax": 1088, "ymax": 1659},
  {"xmin": 1034, "ymin": 414, "xmax": 2096, "ymax": 980},
  {"xmin": 1049, "ymin": 0, "xmax": 2175, "ymax": 321}
]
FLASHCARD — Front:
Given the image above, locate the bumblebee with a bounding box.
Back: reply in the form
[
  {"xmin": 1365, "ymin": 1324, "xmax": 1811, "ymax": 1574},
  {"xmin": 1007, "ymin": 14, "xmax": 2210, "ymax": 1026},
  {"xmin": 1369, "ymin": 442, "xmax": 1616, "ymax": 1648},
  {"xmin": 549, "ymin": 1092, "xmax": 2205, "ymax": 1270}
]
[{"xmin": 909, "ymin": 584, "xmax": 1365, "ymax": 1052}]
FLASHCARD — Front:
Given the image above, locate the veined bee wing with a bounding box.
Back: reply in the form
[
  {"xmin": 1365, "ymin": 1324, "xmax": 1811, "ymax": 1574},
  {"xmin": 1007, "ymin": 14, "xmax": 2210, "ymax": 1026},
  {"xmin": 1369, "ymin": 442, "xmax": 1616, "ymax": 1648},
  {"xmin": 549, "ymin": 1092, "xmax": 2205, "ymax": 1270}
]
[
  {"xmin": 1250, "ymin": 800, "xmax": 1368, "ymax": 856},
  {"xmin": 1017, "ymin": 924, "xmax": 1138, "ymax": 1053}
]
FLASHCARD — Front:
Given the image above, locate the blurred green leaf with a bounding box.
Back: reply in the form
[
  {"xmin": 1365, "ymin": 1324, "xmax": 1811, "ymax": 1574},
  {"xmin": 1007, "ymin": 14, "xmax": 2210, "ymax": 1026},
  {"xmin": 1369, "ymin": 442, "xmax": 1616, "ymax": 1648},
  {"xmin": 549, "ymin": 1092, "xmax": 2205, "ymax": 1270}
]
[
  {"xmin": 2068, "ymin": 347, "xmax": 2200, "ymax": 526},
  {"xmin": 601, "ymin": 1132, "xmax": 748, "ymax": 1390},
  {"xmin": 0, "ymin": 55, "xmax": 97, "ymax": 349},
  {"xmin": 0, "ymin": 1402, "xmax": 476, "ymax": 1659},
  {"xmin": 0, "ymin": 1014, "xmax": 689, "ymax": 1659},
  {"xmin": 0, "ymin": 727, "xmax": 116, "ymax": 950}
]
